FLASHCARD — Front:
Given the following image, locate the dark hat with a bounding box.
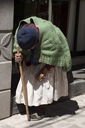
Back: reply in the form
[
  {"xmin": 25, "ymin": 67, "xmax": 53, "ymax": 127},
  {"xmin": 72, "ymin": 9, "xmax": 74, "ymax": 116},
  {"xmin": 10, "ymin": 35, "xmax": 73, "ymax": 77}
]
[{"xmin": 17, "ymin": 26, "xmax": 38, "ymax": 50}]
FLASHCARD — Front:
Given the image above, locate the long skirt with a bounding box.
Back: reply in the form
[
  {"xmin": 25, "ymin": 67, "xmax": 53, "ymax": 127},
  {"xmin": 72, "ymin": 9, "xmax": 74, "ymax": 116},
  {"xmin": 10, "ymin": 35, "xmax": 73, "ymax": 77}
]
[{"xmin": 15, "ymin": 62, "xmax": 68, "ymax": 107}]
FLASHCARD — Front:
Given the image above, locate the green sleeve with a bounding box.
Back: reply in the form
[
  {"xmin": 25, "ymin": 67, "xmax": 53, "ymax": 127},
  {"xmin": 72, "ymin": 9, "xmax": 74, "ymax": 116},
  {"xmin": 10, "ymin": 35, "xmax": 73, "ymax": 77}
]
[{"xmin": 57, "ymin": 27, "xmax": 72, "ymax": 71}]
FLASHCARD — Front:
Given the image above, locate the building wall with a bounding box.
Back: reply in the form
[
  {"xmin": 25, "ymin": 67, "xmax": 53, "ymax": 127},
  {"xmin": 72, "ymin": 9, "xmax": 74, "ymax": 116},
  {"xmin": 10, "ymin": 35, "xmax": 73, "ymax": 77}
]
[
  {"xmin": 0, "ymin": 0, "xmax": 84, "ymax": 120},
  {"xmin": 67, "ymin": 0, "xmax": 77, "ymax": 51},
  {"xmin": 67, "ymin": 0, "xmax": 85, "ymax": 52},
  {"xmin": 0, "ymin": 0, "xmax": 14, "ymax": 119},
  {"xmin": 77, "ymin": 0, "xmax": 85, "ymax": 51}
]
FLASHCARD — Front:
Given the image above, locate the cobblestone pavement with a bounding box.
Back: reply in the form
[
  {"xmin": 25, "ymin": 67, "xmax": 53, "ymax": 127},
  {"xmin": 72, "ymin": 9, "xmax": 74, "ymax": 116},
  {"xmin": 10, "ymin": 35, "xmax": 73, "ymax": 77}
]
[{"xmin": 0, "ymin": 94, "xmax": 85, "ymax": 128}]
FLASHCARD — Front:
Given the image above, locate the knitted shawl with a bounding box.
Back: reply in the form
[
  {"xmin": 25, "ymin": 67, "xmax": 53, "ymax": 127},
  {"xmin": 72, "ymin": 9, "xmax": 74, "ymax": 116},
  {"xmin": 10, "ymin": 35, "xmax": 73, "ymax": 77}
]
[{"xmin": 13, "ymin": 16, "xmax": 72, "ymax": 72}]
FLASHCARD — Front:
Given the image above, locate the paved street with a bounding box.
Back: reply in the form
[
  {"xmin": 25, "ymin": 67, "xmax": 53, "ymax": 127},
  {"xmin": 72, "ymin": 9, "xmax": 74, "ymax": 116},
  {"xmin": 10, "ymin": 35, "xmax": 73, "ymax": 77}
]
[{"xmin": 0, "ymin": 94, "xmax": 85, "ymax": 128}]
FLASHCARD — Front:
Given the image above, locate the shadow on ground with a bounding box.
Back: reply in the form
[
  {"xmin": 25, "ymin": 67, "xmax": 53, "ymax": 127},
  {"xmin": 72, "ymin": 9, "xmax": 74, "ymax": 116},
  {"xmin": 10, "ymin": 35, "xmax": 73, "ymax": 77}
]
[
  {"xmin": 47, "ymin": 99, "xmax": 79, "ymax": 117},
  {"xmin": 16, "ymin": 98, "xmax": 79, "ymax": 118},
  {"xmin": 23, "ymin": 99, "xmax": 80, "ymax": 128}
]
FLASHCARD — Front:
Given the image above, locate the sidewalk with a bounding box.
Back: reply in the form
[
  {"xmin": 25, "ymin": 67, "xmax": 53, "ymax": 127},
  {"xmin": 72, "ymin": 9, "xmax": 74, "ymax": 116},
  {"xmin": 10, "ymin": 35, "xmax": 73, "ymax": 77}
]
[{"xmin": 0, "ymin": 94, "xmax": 85, "ymax": 128}]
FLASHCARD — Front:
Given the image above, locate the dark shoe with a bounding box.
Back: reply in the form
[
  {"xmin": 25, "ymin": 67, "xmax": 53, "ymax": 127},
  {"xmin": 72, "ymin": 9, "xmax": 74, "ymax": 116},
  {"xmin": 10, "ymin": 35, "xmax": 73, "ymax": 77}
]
[{"xmin": 30, "ymin": 111, "xmax": 48, "ymax": 121}]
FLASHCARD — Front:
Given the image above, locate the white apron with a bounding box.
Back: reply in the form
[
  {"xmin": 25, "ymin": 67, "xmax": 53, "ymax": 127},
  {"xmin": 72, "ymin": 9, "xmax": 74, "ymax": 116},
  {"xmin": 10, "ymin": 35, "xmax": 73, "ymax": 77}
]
[{"xmin": 15, "ymin": 62, "xmax": 68, "ymax": 106}]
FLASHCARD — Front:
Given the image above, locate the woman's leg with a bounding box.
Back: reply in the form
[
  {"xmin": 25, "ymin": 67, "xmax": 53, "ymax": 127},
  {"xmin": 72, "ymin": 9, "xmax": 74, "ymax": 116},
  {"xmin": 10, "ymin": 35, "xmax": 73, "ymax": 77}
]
[{"xmin": 34, "ymin": 105, "xmax": 47, "ymax": 114}]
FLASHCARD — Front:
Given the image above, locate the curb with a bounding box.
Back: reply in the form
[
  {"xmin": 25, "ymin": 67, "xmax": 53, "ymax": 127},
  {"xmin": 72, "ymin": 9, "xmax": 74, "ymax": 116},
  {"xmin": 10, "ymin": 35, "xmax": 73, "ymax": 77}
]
[{"xmin": 69, "ymin": 80, "xmax": 85, "ymax": 98}]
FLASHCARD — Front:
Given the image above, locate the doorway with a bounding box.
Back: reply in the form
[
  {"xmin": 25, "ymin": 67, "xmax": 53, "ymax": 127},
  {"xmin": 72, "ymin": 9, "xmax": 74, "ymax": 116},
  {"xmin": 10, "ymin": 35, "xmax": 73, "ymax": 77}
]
[
  {"xmin": 12, "ymin": 0, "xmax": 49, "ymax": 115},
  {"xmin": 11, "ymin": 0, "xmax": 70, "ymax": 115}
]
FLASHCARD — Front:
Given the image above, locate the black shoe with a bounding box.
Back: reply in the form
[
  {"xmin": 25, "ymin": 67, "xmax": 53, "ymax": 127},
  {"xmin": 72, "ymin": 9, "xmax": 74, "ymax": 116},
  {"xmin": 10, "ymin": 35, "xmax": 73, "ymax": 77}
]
[{"xmin": 30, "ymin": 111, "xmax": 48, "ymax": 121}]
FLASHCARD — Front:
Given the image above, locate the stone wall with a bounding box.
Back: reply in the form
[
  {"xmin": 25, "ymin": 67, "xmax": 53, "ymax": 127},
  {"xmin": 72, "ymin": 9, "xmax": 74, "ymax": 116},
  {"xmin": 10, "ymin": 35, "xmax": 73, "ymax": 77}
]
[{"xmin": 0, "ymin": 0, "xmax": 14, "ymax": 119}]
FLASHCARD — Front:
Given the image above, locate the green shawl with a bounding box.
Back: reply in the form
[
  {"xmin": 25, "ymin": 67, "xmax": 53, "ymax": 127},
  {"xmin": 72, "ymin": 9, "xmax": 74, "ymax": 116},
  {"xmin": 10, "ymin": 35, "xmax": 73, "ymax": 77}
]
[{"xmin": 13, "ymin": 16, "xmax": 72, "ymax": 72}]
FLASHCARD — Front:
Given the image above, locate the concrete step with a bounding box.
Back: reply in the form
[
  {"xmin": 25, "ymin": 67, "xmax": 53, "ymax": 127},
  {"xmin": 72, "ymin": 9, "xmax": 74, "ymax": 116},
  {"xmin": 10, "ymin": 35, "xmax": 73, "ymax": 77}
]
[{"xmin": 69, "ymin": 63, "xmax": 85, "ymax": 98}]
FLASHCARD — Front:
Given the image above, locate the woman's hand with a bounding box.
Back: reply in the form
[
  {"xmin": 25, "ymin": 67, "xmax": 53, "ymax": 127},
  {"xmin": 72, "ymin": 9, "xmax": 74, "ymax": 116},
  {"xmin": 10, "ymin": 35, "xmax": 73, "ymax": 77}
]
[
  {"xmin": 36, "ymin": 67, "xmax": 49, "ymax": 81},
  {"xmin": 15, "ymin": 53, "xmax": 23, "ymax": 63}
]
